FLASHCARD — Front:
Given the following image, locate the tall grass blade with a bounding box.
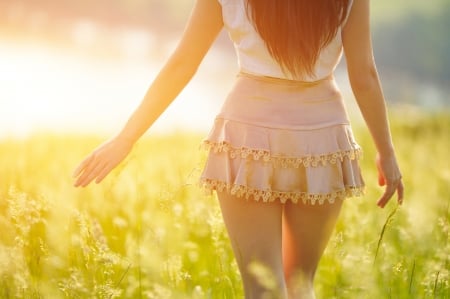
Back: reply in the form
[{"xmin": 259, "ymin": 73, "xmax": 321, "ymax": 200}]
[
  {"xmin": 433, "ymin": 271, "xmax": 440, "ymax": 298},
  {"xmin": 373, "ymin": 206, "xmax": 398, "ymax": 265},
  {"xmin": 408, "ymin": 259, "xmax": 415, "ymax": 295},
  {"xmin": 115, "ymin": 263, "xmax": 131, "ymax": 289}
]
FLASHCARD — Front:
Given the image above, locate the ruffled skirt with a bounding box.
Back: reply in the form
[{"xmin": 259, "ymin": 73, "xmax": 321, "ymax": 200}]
[{"xmin": 200, "ymin": 73, "xmax": 365, "ymax": 205}]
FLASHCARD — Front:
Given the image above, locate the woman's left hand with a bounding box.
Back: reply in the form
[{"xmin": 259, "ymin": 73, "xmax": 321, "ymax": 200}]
[
  {"xmin": 375, "ymin": 153, "xmax": 404, "ymax": 208},
  {"xmin": 73, "ymin": 137, "xmax": 133, "ymax": 187}
]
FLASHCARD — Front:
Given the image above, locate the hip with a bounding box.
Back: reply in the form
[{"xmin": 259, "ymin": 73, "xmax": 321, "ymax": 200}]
[{"xmin": 217, "ymin": 72, "xmax": 350, "ymax": 130}]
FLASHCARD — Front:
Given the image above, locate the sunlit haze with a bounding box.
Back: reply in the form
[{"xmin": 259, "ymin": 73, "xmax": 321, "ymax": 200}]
[
  {"xmin": 0, "ymin": 1, "xmax": 237, "ymax": 137},
  {"xmin": 0, "ymin": 36, "xmax": 237, "ymax": 137}
]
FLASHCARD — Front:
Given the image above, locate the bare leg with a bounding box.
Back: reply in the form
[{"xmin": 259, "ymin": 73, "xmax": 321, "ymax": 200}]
[
  {"xmin": 282, "ymin": 200, "xmax": 343, "ymax": 299},
  {"xmin": 217, "ymin": 192, "xmax": 288, "ymax": 299}
]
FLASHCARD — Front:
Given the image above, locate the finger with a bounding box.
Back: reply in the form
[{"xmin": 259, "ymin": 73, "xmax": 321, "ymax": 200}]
[
  {"xmin": 377, "ymin": 184, "xmax": 397, "ymax": 208},
  {"xmin": 74, "ymin": 159, "xmax": 94, "ymax": 186},
  {"xmin": 75, "ymin": 170, "xmax": 93, "ymax": 188},
  {"xmin": 73, "ymin": 154, "xmax": 95, "ymax": 178},
  {"xmin": 73, "ymin": 160, "xmax": 96, "ymax": 187},
  {"xmin": 75, "ymin": 160, "xmax": 104, "ymax": 187},
  {"xmin": 75, "ymin": 160, "xmax": 107, "ymax": 187},
  {"xmin": 397, "ymin": 181, "xmax": 404, "ymax": 204},
  {"xmin": 95, "ymin": 163, "xmax": 115, "ymax": 184}
]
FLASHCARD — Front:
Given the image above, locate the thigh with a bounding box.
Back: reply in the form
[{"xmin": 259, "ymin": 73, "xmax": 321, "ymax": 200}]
[
  {"xmin": 217, "ymin": 192, "xmax": 285, "ymax": 289},
  {"xmin": 282, "ymin": 201, "xmax": 343, "ymax": 279}
]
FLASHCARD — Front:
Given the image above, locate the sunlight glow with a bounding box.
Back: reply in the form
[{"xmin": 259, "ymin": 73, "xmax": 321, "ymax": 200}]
[
  {"xmin": 0, "ymin": 38, "xmax": 233, "ymax": 137},
  {"xmin": 0, "ymin": 41, "xmax": 147, "ymax": 136},
  {"xmin": 71, "ymin": 19, "xmax": 98, "ymax": 48}
]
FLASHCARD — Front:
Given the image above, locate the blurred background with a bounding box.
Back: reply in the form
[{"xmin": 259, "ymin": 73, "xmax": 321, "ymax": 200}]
[{"xmin": 0, "ymin": 0, "xmax": 449, "ymax": 137}]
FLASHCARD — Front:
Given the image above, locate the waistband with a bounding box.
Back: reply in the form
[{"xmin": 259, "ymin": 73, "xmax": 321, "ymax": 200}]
[{"xmin": 237, "ymin": 71, "xmax": 334, "ymax": 87}]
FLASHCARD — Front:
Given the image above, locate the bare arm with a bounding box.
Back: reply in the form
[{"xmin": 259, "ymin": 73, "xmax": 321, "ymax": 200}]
[
  {"xmin": 342, "ymin": 0, "xmax": 404, "ymax": 207},
  {"xmin": 116, "ymin": 0, "xmax": 224, "ymax": 143},
  {"xmin": 73, "ymin": 0, "xmax": 223, "ymax": 187}
]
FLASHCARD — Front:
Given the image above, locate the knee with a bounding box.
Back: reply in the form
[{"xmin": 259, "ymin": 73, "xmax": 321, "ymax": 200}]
[
  {"xmin": 285, "ymin": 262, "xmax": 317, "ymax": 283},
  {"xmin": 286, "ymin": 270, "xmax": 316, "ymax": 299},
  {"xmin": 287, "ymin": 267, "xmax": 316, "ymax": 286},
  {"xmin": 241, "ymin": 261, "xmax": 288, "ymax": 299}
]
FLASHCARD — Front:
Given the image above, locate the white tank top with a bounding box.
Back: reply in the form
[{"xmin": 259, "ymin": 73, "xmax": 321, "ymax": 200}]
[{"xmin": 218, "ymin": 0, "xmax": 353, "ymax": 81}]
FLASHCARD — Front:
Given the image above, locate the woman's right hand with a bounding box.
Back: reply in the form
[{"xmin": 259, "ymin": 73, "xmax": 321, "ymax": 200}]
[
  {"xmin": 73, "ymin": 137, "xmax": 133, "ymax": 187},
  {"xmin": 375, "ymin": 152, "xmax": 404, "ymax": 208}
]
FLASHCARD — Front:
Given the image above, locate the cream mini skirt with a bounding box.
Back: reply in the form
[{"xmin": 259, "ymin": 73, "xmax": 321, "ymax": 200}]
[{"xmin": 200, "ymin": 72, "xmax": 365, "ymax": 205}]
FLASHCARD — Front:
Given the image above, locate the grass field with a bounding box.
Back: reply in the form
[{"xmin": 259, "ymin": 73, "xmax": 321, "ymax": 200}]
[{"xmin": 0, "ymin": 110, "xmax": 449, "ymax": 298}]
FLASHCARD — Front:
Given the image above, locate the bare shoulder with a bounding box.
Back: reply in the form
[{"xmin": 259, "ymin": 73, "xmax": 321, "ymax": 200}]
[
  {"xmin": 342, "ymin": 0, "xmax": 375, "ymax": 76},
  {"xmin": 188, "ymin": 0, "xmax": 223, "ymax": 41},
  {"xmin": 172, "ymin": 0, "xmax": 224, "ymax": 61},
  {"xmin": 342, "ymin": 0, "xmax": 370, "ymax": 42}
]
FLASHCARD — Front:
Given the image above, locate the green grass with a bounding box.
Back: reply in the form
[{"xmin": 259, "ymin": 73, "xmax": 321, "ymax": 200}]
[{"xmin": 0, "ymin": 110, "xmax": 449, "ymax": 298}]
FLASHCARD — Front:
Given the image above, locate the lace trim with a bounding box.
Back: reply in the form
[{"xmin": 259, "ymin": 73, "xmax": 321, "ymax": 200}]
[
  {"xmin": 202, "ymin": 141, "xmax": 362, "ymax": 168},
  {"xmin": 200, "ymin": 179, "xmax": 364, "ymax": 205}
]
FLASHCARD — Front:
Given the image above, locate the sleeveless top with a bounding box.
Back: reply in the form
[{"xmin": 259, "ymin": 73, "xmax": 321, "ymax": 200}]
[{"xmin": 218, "ymin": 0, "xmax": 353, "ymax": 81}]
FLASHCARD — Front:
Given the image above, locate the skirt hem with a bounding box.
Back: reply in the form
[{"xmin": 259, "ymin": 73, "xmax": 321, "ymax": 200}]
[{"xmin": 199, "ymin": 178, "xmax": 365, "ymax": 205}]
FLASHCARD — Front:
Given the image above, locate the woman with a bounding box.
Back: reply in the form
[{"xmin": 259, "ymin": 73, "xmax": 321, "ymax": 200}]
[{"xmin": 73, "ymin": 0, "xmax": 404, "ymax": 298}]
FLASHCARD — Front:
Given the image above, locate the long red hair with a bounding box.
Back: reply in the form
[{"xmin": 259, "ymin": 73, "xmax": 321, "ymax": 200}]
[{"xmin": 245, "ymin": 0, "xmax": 351, "ymax": 77}]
